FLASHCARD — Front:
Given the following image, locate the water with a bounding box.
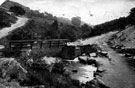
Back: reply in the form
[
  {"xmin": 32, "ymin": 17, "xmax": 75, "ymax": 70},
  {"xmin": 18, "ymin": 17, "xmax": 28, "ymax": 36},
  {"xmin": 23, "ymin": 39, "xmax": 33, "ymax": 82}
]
[{"xmin": 69, "ymin": 63, "xmax": 97, "ymax": 84}]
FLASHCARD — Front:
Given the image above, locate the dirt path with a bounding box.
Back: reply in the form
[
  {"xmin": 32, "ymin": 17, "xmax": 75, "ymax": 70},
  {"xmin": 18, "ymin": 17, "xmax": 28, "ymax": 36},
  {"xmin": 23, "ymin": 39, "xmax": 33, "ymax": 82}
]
[
  {"xmin": 100, "ymin": 48, "xmax": 135, "ymax": 88},
  {"xmin": 74, "ymin": 32, "xmax": 135, "ymax": 88},
  {"xmin": 0, "ymin": 17, "xmax": 28, "ymax": 38}
]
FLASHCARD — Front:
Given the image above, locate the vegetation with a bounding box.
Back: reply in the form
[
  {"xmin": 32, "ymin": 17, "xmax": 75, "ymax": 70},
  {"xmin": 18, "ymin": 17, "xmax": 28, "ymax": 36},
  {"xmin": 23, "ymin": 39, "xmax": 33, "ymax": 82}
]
[
  {"xmin": 9, "ymin": 6, "xmax": 26, "ymax": 16},
  {"xmin": 89, "ymin": 17, "xmax": 127, "ymax": 36},
  {"xmin": 1, "ymin": 1, "xmax": 135, "ymax": 88},
  {"xmin": 0, "ymin": 10, "xmax": 17, "ymax": 29},
  {"xmin": 1, "ymin": 0, "xmax": 135, "ymax": 42},
  {"xmin": 80, "ymin": 24, "xmax": 92, "ymax": 38},
  {"xmin": 7, "ymin": 20, "xmax": 35, "ymax": 40},
  {"xmin": 0, "ymin": 2, "xmax": 92, "ymax": 42},
  {"xmin": 128, "ymin": 7, "xmax": 135, "ymax": 25},
  {"xmin": 71, "ymin": 16, "xmax": 81, "ymax": 26},
  {"xmin": 3, "ymin": 50, "xmax": 80, "ymax": 88},
  {"xmin": 0, "ymin": 49, "xmax": 81, "ymax": 88},
  {"xmin": 4, "ymin": 7, "xmax": 135, "ymax": 43},
  {"xmin": 87, "ymin": 7, "xmax": 135, "ymax": 37},
  {"xmin": 4, "ymin": 16, "xmax": 92, "ymax": 42},
  {"xmin": 22, "ymin": 64, "xmax": 80, "ymax": 88}
]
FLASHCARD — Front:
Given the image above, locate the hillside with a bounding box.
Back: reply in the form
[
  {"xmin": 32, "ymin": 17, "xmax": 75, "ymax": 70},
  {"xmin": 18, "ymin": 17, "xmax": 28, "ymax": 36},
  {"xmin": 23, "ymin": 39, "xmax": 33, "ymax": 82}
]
[
  {"xmin": 1, "ymin": 0, "xmax": 135, "ymax": 47},
  {"xmin": 1, "ymin": 0, "xmax": 56, "ymax": 23},
  {"xmin": 0, "ymin": 1, "xmax": 135, "ymax": 88},
  {"xmin": 109, "ymin": 26, "xmax": 135, "ymax": 49},
  {"xmin": 1, "ymin": 0, "xmax": 77, "ymax": 25},
  {"xmin": 0, "ymin": 7, "xmax": 17, "ymax": 29},
  {"xmin": 1, "ymin": 0, "xmax": 30, "ymax": 12},
  {"xmin": 2, "ymin": 0, "xmax": 134, "ymax": 42},
  {"xmin": 0, "ymin": 17, "xmax": 28, "ymax": 38},
  {"xmin": 0, "ymin": 0, "xmax": 94, "ymax": 42}
]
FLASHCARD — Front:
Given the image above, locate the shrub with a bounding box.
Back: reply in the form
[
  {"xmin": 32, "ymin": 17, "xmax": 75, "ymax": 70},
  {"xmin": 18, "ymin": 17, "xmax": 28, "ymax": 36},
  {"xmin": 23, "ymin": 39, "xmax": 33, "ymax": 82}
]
[
  {"xmin": 0, "ymin": 10, "xmax": 17, "ymax": 29},
  {"xmin": 9, "ymin": 6, "xmax": 25, "ymax": 16}
]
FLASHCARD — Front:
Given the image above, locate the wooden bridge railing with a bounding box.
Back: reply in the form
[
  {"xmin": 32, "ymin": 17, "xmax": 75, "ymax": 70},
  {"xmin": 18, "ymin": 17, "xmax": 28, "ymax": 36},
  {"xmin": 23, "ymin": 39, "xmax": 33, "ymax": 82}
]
[{"xmin": 8, "ymin": 39, "xmax": 69, "ymax": 50}]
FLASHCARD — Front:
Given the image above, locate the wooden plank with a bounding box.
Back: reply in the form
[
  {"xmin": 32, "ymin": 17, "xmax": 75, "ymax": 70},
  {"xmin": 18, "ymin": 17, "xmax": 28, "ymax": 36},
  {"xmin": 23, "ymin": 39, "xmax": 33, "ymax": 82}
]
[
  {"xmin": 9, "ymin": 39, "xmax": 69, "ymax": 49},
  {"xmin": 9, "ymin": 39, "xmax": 69, "ymax": 43}
]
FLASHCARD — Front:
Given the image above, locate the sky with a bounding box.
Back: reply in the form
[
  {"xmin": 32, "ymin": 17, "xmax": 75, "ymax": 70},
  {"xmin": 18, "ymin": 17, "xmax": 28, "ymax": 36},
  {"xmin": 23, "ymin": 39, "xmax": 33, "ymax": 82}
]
[{"xmin": 1, "ymin": 0, "xmax": 135, "ymax": 25}]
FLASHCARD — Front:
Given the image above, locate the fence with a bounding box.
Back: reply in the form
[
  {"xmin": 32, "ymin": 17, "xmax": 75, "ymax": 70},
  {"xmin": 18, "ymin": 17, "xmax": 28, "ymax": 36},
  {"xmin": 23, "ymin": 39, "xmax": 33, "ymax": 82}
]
[{"xmin": 8, "ymin": 39, "xmax": 69, "ymax": 50}]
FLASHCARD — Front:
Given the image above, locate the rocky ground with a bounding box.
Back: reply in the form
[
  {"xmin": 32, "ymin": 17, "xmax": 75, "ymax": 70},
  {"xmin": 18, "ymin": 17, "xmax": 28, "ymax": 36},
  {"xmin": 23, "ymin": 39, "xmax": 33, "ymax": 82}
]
[
  {"xmin": 73, "ymin": 31, "xmax": 135, "ymax": 88},
  {"xmin": 0, "ymin": 29, "xmax": 135, "ymax": 88},
  {"xmin": 109, "ymin": 26, "xmax": 135, "ymax": 49}
]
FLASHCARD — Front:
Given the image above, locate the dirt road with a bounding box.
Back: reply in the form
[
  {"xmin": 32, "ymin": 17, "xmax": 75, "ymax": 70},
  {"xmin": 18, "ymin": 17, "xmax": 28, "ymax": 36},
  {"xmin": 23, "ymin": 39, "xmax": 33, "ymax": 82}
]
[{"xmin": 0, "ymin": 17, "xmax": 28, "ymax": 38}]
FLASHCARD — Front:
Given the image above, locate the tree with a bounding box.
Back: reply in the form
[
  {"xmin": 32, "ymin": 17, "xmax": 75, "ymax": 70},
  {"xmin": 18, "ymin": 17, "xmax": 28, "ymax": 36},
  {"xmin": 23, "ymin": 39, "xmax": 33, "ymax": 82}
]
[
  {"xmin": 71, "ymin": 16, "xmax": 81, "ymax": 26},
  {"xmin": 60, "ymin": 26, "xmax": 77, "ymax": 41},
  {"xmin": 130, "ymin": 8, "xmax": 135, "ymax": 16},
  {"xmin": 9, "ymin": 6, "xmax": 25, "ymax": 16},
  {"xmin": 81, "ymin": 24, "xmax": 92, "ymax": 38},
  {"xmin": 52, "ymin": 20, "xmax": 58, "ymax": 30},
  {"xmin": 128, "ymin": 7, "xmax": 135, "ymax": 25},
  {"xmin": 7, "ymin": 20, "xmax": 35, "ymax": 40}
]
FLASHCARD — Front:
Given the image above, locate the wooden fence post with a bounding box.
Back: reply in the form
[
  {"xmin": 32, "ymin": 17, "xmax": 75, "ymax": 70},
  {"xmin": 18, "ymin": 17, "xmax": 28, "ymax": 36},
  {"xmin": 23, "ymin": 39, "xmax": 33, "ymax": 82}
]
[
  {"xmin": 40, "ymin": 41, "xmax": 43, "ymax": 48},
  {"xmin": 49, "ymin": 41, "xmax": 52, "ymax": 48},
  {"xmin": 9, "ymin": 42, "xmax": 11, "ymax": 49},
  {"xmin": 30, "ymin": 42, "xmax": 33, "ymax": 49},
  {"xmin": 57, "ymin": 41, "xmax": 60, "ymax": 48}
]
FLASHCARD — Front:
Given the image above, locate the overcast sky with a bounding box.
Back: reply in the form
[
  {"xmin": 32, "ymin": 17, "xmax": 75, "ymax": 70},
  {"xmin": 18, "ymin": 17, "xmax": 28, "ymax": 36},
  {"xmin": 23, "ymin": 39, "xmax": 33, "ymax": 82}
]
[{"xmin": 1, "ymin": 0, "xmax": 135, "ymax": 25}]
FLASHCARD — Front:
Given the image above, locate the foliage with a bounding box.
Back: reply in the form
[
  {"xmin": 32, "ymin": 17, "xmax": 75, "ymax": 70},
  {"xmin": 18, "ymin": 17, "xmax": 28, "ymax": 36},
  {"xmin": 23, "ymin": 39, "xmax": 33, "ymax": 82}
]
[
  {"xmin": 5, "ymin": 2, "xmax": 135, "ymax": 45},
  {"xmin": 5, "ymin": 18, "xmax": 78, "ymax": 42},
  {"xmin": 0, "ymin": 58, "xmax": 27, "ymax": 82},
  {"xmin": 59, "ymin": 26, "xmax": 77, "ymax": 41},
  {"xmin": 71, "ymin": 16, "xmax": 81, "ymax": 26},
  {"xmin": 26, "ymin": 10, "xmax": 54, "ymax": 21},
  {"xmin": 80, "ymin": 24, "xmax": 92, "ymax": 38},
  {"xmin": 7, "ymin": 21, "xmax": 34, "ymax": 40},
  {"xmin": 52, "ymin": 20, "xmax": 58, "ymax": 30},
  {"xmin": 86, "ymin": 17, "xmax": 128, "ymax": 37},
  {"xmin": 75, "ymin": 7, "xmax": 135, "ymax": 38},
  {"xmin": 88, "ymin": 7, "xmax": 135, "ymax": 38},
  {"xmin": 128, "ymin": 7, "xmax": 135, "ymax": 25},
  {"xmin": 0, "ymin": 10, "xmax": 17, "ymax": 29},
  {"xmin": 9, "ymin": 6, "xmax": 25, "ymax": 16},
  {"xmin": 22, "ymin": 62, "xmax": 80, "ymax": 88}
]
